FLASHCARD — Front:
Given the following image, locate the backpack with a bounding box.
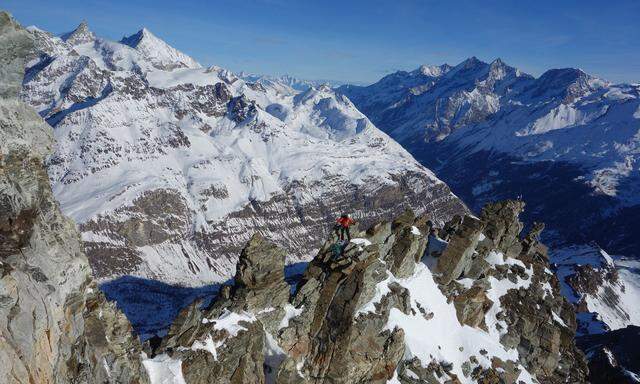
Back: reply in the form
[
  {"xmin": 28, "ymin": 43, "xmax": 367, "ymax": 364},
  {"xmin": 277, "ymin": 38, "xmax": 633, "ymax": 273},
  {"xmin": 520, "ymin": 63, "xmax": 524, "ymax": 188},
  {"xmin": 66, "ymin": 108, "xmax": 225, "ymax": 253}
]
[{"xmin": 331, "ymin": 242, "xmax": 343, "ymax": 259}]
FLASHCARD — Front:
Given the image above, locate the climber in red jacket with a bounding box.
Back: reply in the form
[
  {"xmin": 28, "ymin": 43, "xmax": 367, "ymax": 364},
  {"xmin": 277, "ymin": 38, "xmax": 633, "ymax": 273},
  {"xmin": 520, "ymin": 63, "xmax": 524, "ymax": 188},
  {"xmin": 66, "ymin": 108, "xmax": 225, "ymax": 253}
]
[{"xmin": 335, "ymin": 214, "xmax": 356, "ymax": 242}]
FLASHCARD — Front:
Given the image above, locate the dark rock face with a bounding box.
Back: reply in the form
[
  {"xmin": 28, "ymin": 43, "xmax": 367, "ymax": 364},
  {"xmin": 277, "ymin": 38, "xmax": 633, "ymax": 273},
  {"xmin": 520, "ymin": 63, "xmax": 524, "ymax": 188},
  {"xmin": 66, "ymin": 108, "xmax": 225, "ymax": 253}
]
[
  {"xmin": 578, "ymin": 326, "xmax": 640, "ymax": 384},
  {"xmin": 0, "ymin": 154, "xmax": 39, "ymax": 258},
  {"xmin": 437, "ymin": 215, "xmax": 485, "ymax": 284},
  {"xmin": 63, "ymin": 282, "xmax": 148, "ymax": 383}
]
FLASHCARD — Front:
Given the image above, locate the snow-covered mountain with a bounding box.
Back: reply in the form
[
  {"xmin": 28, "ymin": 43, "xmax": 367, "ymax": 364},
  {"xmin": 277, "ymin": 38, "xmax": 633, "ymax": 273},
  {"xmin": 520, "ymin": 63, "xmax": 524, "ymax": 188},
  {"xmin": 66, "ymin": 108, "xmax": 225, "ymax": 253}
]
[
  {"xmin": 20, "ymin": 22, "xmax": 466, "ymax": 285},
  {"xmin": 120, "ymin": 27, "xmax": 201, "ymax": 70},
  {"xmin": 339, "ymin": 57, "xmax": 640, "ymax": 259}
]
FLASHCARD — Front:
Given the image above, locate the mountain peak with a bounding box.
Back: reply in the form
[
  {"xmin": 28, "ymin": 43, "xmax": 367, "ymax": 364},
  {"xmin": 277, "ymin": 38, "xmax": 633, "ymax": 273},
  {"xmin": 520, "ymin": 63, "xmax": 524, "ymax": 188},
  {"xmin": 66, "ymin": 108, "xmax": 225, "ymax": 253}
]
[
  {"xmin": 120, "ymin": 27, "xmax": 201, "ymax": 70},
  {"xmin": 61, "ymin": 21, "xmax": 95, "ymax": 45},
  {"xmin": 490, "ymin": 57, "xmax": 505, "ymax": 67},
  {"xmin": 461, "ymin": 56, "xmax": 486, "ymax": 68},
  {"xmin": 488, "ymin": 58, "xmax": 513, "ymax": 77},
  {"xmin": 536, "ymin": 67, "xmax": 590, "ymax": 88},
  {"xmin": 120, "ymin": 27, "xmax": 153, "ymax": 48}
]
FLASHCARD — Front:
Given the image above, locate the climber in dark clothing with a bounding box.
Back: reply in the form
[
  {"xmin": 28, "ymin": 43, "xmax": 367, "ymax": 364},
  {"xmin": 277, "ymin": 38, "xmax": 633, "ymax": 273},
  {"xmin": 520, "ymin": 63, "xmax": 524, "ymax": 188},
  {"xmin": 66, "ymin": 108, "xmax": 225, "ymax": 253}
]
[{"xmin": 335, "ymin": 214, "xmax": 356, "ymax": 242}]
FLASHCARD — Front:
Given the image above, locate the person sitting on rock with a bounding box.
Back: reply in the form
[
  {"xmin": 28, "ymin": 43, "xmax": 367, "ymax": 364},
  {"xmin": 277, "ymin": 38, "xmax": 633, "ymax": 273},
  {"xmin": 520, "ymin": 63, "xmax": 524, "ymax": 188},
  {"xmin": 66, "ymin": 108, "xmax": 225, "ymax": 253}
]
[{"xmin": 335, "ymin": 213, "xmax": 356, "ymax": 242}]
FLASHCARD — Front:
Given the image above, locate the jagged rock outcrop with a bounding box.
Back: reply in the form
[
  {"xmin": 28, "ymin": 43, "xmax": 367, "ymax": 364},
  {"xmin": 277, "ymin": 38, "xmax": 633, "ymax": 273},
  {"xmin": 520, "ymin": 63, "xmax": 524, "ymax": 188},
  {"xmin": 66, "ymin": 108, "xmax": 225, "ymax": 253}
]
[
  {"xmin": 436, "ymin": 215, "xmax": 485, "ymax": 285},
  {"xmin": 435, "ymin": 200, "xmax": 588, "ymax": 383},
  {"xmin": 275, "ymin": 226, "xmax": 409, "ymax": 383},
  {"xmin": 0, "ymin": 12, "xmax": 147, "ymax": 383},
  {"xmin": 148, "ymin": 200, "xmax": 588, "ymax": 384}
]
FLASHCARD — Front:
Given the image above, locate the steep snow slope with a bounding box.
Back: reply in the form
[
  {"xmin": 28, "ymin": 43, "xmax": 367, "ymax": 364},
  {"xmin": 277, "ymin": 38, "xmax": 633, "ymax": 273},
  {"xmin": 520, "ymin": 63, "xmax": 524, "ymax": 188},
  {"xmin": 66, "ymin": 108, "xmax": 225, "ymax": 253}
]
[
  {"xmin": 120, "ymin": 28, "xmax": 201, "ymax": 70},
  {"xmin": 339, "ymin": 57, "xmax": 640, "ymax": 258},
  {"xmin": 20, "ymin": 23, "xmax": 466, "ymax": 285}
]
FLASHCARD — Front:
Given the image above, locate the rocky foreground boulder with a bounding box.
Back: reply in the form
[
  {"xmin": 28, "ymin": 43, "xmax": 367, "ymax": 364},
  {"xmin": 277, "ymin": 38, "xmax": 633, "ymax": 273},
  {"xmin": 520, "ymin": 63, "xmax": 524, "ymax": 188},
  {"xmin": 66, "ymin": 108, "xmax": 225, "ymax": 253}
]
[
  {"xmin": 0, "ymin": 12, "xmax": 147, "ymax": 383},
  {"xmin": 147, "ymin": 200, "xmax": 588, "ymax": 383}
]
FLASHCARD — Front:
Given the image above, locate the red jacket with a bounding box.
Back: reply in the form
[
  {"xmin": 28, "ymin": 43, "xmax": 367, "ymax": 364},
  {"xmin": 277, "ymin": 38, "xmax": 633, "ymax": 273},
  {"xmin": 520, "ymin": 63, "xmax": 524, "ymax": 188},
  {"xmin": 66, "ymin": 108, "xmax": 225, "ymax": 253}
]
[{"xmin": 336, "ymin": 217, "xmax": 355, "ymax": 228}]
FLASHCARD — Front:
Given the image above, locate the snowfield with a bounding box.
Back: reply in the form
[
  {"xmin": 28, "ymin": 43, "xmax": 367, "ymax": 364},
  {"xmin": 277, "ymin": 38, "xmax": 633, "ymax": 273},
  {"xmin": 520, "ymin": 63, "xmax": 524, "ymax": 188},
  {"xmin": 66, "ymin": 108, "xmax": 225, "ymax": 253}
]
[{"xmin": 383, "ymin": 261, "xmax": 535, "ymax": 384}]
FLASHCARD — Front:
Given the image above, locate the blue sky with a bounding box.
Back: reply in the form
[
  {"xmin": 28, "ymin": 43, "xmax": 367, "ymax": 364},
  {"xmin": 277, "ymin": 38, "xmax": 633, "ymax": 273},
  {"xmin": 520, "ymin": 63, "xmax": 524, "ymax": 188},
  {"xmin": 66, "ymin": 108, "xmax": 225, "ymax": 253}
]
[{"xmin": 4, "ymin": 0, "xmax": 639, "ymax": 84}]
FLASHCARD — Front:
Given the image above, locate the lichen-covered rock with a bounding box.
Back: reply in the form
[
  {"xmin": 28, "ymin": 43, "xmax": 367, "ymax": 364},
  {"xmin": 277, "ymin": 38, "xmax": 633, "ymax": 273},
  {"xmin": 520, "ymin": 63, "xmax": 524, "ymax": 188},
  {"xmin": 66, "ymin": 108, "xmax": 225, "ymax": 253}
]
[
  {"xmin": 180, "ymin": 319, "xmax": 266, "ymax": 384},
  {"xmin": 0, "ymin": 12, "xmax": 146, "ymax": 383},
  {"xmin": 453, "ymin": 285, "xmax": 493, "ymax": 331},
  {"xmin": 280, "ymin": 243, "xmax": 406, "ymax": 383},
  {"xmin": 232, "ymin": 233, "xmax": 290, "ymax": 331},
  {"xmin": 480, "ymin": 200, "xmax": 525, "ymax": 258},
  {"xmin": 159, "ymin": 235, "xmax": 292, "ymax": 384},
  {"xmin": 64, "ymin": 282, "xmax": 148, "ymax": 383}
]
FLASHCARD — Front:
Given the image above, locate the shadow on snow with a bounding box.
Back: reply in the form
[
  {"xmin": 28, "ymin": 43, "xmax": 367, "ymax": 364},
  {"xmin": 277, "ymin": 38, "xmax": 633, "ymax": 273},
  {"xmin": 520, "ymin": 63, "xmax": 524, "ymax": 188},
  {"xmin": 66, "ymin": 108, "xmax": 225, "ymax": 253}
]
[{"xmin": 100, "ymin": 262, "xmax": 310, "ymax": 341}]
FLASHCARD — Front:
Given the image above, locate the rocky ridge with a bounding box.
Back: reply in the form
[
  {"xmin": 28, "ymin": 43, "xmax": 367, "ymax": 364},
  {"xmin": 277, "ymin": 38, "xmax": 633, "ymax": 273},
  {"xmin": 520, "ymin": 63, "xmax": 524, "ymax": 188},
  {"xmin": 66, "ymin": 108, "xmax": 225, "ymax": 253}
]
[
  {"xmin": 0, "ymin": 12, "xmax": 147, "ymax": 383},
  {"xmin": 143, "ymin": 200, "xmax": 588, "ymax": 383}
]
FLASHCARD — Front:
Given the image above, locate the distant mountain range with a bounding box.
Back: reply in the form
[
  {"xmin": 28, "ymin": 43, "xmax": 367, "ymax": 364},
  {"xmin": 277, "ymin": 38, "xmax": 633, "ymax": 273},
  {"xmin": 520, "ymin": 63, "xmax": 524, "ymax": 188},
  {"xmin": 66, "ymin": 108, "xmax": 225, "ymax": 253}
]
[
  {"xmin": 339, "ymin": 57, "xmax": 640, "ymax": 258},
  {"xmin": 237, "ymin": 72, "xmax": 353, "ymax": 92}
]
